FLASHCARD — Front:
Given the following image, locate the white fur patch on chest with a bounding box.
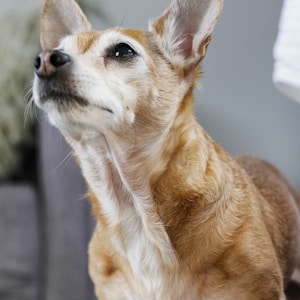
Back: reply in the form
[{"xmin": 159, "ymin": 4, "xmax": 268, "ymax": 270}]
[{"xmin": 71, "ymin": 138, "xmax": 177, "ymax": 297}]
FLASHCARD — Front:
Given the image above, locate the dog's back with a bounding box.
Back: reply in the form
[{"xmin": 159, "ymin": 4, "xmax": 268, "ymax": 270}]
[{"xmin": 237, "ymin": 156, "xmax": 300, "ymax": 286}]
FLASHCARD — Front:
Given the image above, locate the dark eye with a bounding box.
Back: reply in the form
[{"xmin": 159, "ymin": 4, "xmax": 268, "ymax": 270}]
[{"xmin": 108, "ymin": 43, "xmax": 137, "ymax": 60}]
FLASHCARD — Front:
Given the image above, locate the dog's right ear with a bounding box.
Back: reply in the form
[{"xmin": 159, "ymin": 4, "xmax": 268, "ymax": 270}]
[{"xmin": 40, "ymin": 0, "xmax": 91, "ymax": 50}]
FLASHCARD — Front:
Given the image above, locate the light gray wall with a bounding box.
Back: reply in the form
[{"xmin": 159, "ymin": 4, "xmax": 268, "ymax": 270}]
[
  {"xmin": 199, "ymin": 0, "xmax": 300, "ymax": 190},
  {"xmin": 4, "ymin": 0, "xmax": 299, "ymax": 188}
]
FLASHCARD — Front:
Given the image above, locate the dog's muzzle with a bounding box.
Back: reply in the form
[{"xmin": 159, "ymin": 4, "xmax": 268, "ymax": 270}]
[
  {"xmin": 34, "ymin": 50, "xmax": 71, "ymax": 78},
  {"xmin": 33, "ymin": 50, "xmax": 90, "ymax": 108}
]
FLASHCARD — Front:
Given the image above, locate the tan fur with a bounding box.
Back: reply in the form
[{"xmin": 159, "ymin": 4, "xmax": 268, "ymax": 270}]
[{"xmin": 33, "ymin": 0, "xmax": 300, "ymax": 299}]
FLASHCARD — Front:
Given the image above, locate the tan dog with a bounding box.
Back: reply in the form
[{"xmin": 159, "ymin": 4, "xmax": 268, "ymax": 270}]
[{"xmin": 33, "ymin": 0, "xmax": 300, "ymax": 299}]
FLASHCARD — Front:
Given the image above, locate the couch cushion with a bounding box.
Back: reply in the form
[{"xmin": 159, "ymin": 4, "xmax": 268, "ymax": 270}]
[{"xmin": 0, "ymin": 184, "xmax": 39, "ymax": 300}]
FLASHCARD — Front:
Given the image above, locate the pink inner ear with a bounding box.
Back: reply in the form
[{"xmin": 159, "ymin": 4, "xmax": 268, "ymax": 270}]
[{"xmin": 178, "ymin": 34, "xmax": 194, "ymax": 59}]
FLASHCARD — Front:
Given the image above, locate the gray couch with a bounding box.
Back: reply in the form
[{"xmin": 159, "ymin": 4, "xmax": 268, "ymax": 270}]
[{"xmin": 0, "ymin": 112, "xmax": 96, "ymax": 300}]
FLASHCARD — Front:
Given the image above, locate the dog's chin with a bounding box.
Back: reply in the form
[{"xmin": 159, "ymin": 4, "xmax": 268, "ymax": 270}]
[
  {"xmin": 46, "ymin": 108, "xmax": 104, "ymax": 141},
  {"xmin": 38, "ymin": 97, "xmax": 121, "ymax": 142}
]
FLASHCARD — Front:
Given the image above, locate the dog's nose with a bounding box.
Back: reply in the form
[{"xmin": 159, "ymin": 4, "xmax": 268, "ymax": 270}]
[{"xmin": 34, "ymin": 50, "xmax": 71, "ymax": 78}]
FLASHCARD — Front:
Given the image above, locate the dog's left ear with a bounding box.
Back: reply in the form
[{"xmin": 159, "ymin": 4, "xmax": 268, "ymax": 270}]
[
  {"xmin": 40, "ymin": 0, "xmax": 91, "ymax": 50},
  {"xmin": 150, "ymin": 0, "xmax": 223, "ymax": 68}
]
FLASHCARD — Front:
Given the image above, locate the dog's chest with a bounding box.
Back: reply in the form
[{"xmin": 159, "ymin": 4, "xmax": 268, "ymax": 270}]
[
  {"xmin": 90, "ymin": 229, "xmax": 230, "ymax": 300},
  {"xmin": 89, "ymin": 226, "xmax": 176, "ymax": 300},
  {"xmin": 76, "ymin": 142, "xmax": 177, "ymax": 296},
  {"xmin": 92, "ymin": 265, "xmax": 228, "ymax": 300},
  {"xmin": 77, "ymin": 144, "xmax": 223, "ymax": 299}
]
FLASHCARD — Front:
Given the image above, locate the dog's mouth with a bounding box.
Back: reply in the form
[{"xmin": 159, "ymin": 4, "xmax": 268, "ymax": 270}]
[
  {"xmin": 37, "ymin": 84, "xmax": 114, "ymax": 114},
  {"xmin": 40, "ymin": 90, "xmax": 88, "ymax": 107}
]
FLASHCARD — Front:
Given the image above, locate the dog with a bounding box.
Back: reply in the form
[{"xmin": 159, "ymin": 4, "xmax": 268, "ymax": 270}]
[{"xmin": 33, "ymin": 0, "xmax": 300, "ymax": 299}]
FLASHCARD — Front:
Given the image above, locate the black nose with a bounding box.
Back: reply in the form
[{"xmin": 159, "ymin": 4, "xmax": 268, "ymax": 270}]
[{"xmin": 34, "ymin": 50, "xmax": 71, "ymax": 78}]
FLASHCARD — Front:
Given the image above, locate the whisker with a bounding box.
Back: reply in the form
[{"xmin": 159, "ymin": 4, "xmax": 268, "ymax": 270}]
[
  {"xmin": 119, "ymin": 12, "xmax": 128, "ymax": 27},
  {"xmin": 24, "ymin": 100, "xmax": 34, "ymax": 126},
  {"xmin": 51, "ymin": 148, "xmax": 75, "ymax": 174},
  {"xmin": 23, "ymin": 80, "xmax": 36, "ymax": 126}
]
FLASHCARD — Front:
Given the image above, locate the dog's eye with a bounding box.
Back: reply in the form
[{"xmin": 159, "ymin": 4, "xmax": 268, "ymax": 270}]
[{"xmin": 108, "ymin": 43, "xmax": 137, "ymax": 60}]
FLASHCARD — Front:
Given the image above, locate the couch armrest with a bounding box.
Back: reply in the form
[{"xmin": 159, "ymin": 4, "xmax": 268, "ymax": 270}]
[{"xmin": 38, "ymin": 112, "xmax": 96, "ymax": 300}]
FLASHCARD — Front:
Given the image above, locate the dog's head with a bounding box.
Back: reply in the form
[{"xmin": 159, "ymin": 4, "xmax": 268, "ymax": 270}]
[{"xmin": 33, "ymin": 0, "xmax": 222, "ymax": 142}]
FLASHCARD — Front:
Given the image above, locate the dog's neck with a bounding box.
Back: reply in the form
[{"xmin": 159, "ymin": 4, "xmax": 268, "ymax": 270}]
[
  {"xmin": 65, "ymin": 91, "xmax": 233, "ymax": 278},
  {"xmin": 63, "ymin": 109, "xmax": 187, "ymax": 281},
  {"xmin": 65, "ymin": 121, "xmax": 180, "ymax": 293}
]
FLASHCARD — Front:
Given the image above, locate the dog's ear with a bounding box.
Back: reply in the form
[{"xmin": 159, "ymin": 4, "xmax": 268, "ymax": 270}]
[
  {"xmin": 150, "ymin": 0, "xmax": 223, "ymax": 68},
  {"xmin": 40, "ymin": 0, "xmax": 91, "ymax": 50}
]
